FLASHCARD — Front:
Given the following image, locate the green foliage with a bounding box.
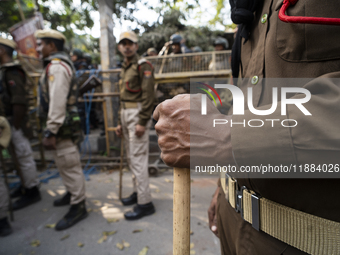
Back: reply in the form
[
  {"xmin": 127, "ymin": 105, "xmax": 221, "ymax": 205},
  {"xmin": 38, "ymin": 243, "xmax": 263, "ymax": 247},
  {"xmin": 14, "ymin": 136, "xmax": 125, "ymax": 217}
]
[{"xmin": 136, "ymin": 9, "xmax": 226, "ymax": 56}]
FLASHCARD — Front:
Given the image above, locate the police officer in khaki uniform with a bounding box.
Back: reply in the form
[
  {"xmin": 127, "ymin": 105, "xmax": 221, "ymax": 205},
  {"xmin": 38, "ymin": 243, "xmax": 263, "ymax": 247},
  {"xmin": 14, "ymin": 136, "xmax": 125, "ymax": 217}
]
[
  {"xmin": 35, "ymin": 29, "xmax": 87, "ymax": 230},
  {"xmin": 115, "ymin": 31, "xmax": 156, "ymax": 220},
  {"xmin": 153, "ymin": 0, "xmax": 340, "ymax": 254},
  {"xmin": 0, "ymin": 38, "xmax": 41, "ymax": 212}
]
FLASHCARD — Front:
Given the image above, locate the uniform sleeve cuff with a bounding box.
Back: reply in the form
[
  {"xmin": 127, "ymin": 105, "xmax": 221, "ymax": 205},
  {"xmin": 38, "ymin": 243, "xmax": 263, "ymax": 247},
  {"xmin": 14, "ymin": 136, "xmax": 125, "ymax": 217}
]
[
  {"xmin": 231, "ymin": 105, "xmax": 297, "ymax": 166},
  {"xmin": 138, "ymin": 119, "xmax": 148, "ymax": 126}
]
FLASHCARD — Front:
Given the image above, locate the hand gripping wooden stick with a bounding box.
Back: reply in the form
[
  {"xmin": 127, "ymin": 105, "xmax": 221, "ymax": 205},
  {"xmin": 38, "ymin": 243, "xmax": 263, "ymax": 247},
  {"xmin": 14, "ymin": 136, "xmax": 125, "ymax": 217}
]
[{"xmin": 173, "ymin": 167, "xmax": 191, "ymax": 255}]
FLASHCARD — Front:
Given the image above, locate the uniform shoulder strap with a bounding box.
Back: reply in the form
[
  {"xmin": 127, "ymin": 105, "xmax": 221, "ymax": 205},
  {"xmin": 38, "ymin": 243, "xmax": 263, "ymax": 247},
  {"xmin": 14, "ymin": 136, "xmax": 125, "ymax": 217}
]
[{"xmin": 138, "ymin": 58, "xmax": 153, "ymax": 71}]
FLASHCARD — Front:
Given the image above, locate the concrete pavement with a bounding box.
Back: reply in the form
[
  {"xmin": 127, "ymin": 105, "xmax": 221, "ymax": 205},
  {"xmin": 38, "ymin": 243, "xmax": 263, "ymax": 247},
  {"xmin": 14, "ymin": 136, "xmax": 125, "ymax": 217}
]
[{"xmin": 0, "ymin": 170, "xmax": 220, "ymax": 255}]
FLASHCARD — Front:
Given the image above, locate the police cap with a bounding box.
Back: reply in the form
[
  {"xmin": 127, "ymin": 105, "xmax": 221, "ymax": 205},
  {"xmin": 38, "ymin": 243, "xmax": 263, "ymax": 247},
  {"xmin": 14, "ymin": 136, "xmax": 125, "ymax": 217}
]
[
  {"xmin": 35, "ymin": 29, "xmax": 66, "ymax": 43},
  {"xmin": 169, "ymin": 34, "xmax": 182, "ymax": 45},
  {"xmin": 213, "ymin": 37, "xmax": 229, "ymax": 49},
  {"xmin": 0, "ymin": 37, "xmax": 17, "ymax": 50},
  {"xmin": 119, "ymin": 31, "xmax": 138, "ymax": 44}
]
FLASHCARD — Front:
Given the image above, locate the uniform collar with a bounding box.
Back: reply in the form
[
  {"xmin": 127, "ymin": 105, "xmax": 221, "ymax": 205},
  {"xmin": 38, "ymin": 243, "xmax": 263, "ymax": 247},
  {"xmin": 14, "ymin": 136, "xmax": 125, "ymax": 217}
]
[{"xmin": 122, "ymin": 54, "xmax": 139, "ymax": 68}]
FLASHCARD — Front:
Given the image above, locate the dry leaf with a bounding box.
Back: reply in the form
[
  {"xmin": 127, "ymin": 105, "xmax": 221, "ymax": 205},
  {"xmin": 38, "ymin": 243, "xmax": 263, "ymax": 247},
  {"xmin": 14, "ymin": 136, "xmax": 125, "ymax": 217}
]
[
  {"xmin": 78, "ymin": 242, "xmax": 84, "ymax": 247},
  {"xmin": 190, "ymin": 230, "xmax": 194, "ymax": 235},
  {"xmin": 42, "ymin": 208, "xmax": 48, "ymax": 212},
  {"xmin": 30, "ymin": 240, "xmax": 40, "ymax": 247},
  {"xmin": 164, "ymin": 178, "xmax": 173, "ymax": 183},
  {"xmin": 30, "ymin": 251, "xmax": 36, "ymax": 255},
  {"xmin": 132, "ymin": 229, "xmax": 143, "ymax": 233},
  {"xmin": 190, "ymin": 251, "xmax": 196, "ymax": 255},
  {"xmin": 87, "ymin": 208, "xmax": 93, "ymax": 213},
  {"xmin": 190, "ymin": 243, "xmax": 195, "ymax": 249},
  {"xmin": 116, "ymin": 242, "xmax": 124, "ymax": 250},
  {"xmin": 45, "ymin": 224, "xmax": 56, "ymax": 229},
  {"xmin": 154, "ymin": 189, "xmax": 160, "ymax": 193},
  {"xmin": 138, "ymin": 246, "xmax": 149, "ymax": 255},
  {"xmin": 104, "ymin": 179, "xmax": 113, "ymax": 183},
  {"xmin": 92, "ymin": 200, "xmax": 101, "ymax": 206},
  {"xmin": 97, "ymin": 235, "xmax": 107, "ymax": 244},
  {"xmin": 103, "ymin": 231, "xmax": 117, "ymax": 236},
  {"xmin": 60, "ymin": 234, "xmax": 70, "ymax": 241},
  {"xmin": 122, "ymin": 240, "xmax": 130, "ymax": 248},
  {"xmin": 107, "ymin": 218, "xmax": 119, "ymax": 223}
]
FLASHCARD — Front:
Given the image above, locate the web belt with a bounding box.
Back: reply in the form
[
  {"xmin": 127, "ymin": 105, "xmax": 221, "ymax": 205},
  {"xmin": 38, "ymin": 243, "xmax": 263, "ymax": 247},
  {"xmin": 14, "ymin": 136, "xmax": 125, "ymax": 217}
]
[{"xmin": 222, "ymin": 174, "xmax": 340, "ymax": 255}]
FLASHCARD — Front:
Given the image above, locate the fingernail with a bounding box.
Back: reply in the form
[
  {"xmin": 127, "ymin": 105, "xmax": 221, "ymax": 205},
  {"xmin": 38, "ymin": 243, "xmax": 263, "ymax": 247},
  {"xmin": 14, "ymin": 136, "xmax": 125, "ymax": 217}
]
[{"xmin": 211, "ymin": 225, "xmax": 217, "ymax": 232}]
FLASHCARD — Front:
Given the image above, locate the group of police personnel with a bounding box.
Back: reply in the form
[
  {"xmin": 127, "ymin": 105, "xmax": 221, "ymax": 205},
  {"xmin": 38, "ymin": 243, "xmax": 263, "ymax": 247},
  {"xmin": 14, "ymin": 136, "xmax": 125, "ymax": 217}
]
[{"xmin": 1, "ymin": 0, "xmax": 339, "ymax": 253}]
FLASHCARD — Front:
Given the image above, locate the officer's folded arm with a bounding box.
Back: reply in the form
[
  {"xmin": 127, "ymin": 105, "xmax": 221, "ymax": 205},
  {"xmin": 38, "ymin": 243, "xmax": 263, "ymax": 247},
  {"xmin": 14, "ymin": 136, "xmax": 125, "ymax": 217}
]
[{"xmin": 153, "ymin": 93, "xmax": 235, "ymax": 168}]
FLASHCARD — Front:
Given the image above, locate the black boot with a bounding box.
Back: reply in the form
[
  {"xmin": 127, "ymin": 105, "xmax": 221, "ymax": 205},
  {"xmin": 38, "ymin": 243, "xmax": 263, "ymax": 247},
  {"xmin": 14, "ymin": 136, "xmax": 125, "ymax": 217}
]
[
  {"xmin": 12, "ymin": 186, "xmax": 41, "ymax": 211},
  {"xmin": 55, "ymin": 200, "xmax": 88, "ymax": 231},
  {"xmin": 0, "ymin": 217, "xmax": 12, "ymax": 237},
  {"xmin": 10, "ymin": 185, "xmax": 24, "ymax": 198},
  {"xmin": 124, "ymin": 202, "xmax": 155, "ymax": 220},
  {"xmin": 53, "ymin": 192, "xmax": 71, "ymax": 207},
  {"xmin": 121, "ymin": 192, "xmax": 137, "ymax": 206}
]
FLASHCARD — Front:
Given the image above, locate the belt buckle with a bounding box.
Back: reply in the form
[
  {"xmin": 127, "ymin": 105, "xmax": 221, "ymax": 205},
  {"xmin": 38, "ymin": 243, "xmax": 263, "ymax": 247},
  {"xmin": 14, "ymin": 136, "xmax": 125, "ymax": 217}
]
[{"xmin": 225, "ymin": 173, "xmax": 247, "ymax": 219}]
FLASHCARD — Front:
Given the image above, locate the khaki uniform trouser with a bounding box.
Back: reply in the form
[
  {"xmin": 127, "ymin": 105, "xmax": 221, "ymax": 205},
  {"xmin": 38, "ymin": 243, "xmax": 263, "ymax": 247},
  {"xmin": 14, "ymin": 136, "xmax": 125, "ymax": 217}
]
[
  {"xmin": 53, "ymin": 139, "xmax": 85, "ymax": 204},
  {"xmin": 121, "ymin": 106, "xmax": 152, "ymax": 205},
  {"xmin": 0, "ymin": 177, "xmax": 9, "ymax": 219},
  {"xmin": 11, "ymin": 127, "xmax": 39, "ymax": 189}
]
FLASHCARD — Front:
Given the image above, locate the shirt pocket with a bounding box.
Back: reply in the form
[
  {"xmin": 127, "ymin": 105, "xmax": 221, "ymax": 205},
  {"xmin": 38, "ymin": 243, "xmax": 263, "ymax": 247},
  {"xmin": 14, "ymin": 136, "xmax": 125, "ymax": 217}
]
[
  {"xmin": 276, "ymin": 0, "xmax": 340, "ymax": 62},
  {"xmin": 125, "ymin": 67, "xmax": 141, "ymax": 93}
]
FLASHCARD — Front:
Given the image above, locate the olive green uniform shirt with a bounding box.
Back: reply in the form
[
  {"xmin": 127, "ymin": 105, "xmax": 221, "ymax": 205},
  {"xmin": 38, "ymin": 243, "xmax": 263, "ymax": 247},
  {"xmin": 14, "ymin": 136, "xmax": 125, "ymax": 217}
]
[
  {"xmin": 218, "ymin": 0, "xmax": 340, "ymax": 254},
  {"xmin": 118, "ymin": 54, "xmax": 155, "ymax": 126}
]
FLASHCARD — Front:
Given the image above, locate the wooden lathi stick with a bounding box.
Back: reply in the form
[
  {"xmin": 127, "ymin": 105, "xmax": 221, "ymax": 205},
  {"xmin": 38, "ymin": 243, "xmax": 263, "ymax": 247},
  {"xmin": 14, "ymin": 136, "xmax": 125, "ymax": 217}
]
[{"xmin": 173, "ymin": 167, "xmax": 191, "ymax": 255}]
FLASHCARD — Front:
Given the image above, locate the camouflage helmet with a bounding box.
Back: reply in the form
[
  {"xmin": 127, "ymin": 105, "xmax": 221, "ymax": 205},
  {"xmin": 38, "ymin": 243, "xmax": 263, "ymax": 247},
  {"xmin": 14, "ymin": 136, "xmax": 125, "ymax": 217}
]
[
  {"xmin": 213, "ymin": 37, "xmax": 229, "ymax": 49},
  {"xmin": 72, "ymin": 48, "xmax": 83, "ymax": 58},
  {"xmin": 83, "ymin": 53, "xmax": 92, "ymax": 62},
  {"xmin": 192, "ymin": 46, "xmax": 202, "ymax": 53},
  {"xmin": 169, "ymin": 34, "xmax": 183, "ymax": 45}
]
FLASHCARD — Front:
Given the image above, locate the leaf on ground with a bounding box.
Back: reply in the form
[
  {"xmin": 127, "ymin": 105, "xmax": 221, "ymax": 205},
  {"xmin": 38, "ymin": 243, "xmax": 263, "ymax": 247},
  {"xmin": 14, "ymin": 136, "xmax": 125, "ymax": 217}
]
[
  {"xmin": 30, "ymin": 240, "xmax": 40, "ymax": 247},
  {"xmin": 45, "ymin": 224, "xmax": 56, "ymax": 229},
  {"xmin": 97, "ymin": 235, "xmax": 107, "ymax": 244},
  {"xmin": 92, "ymin": 200, "xmax": 102, "ymax": 206},
  {"xmin": 30, "ymin": 251, "xmax": 36, "ymax": 255},
  {"xmin": 122, "ymin": 240, "xmax": 130, "ymax": 248},
  {"xmin": 170, "ymin": 208, "xmax": 173, "ymax": 212},
  {"xmin": 93, "ymin": 209, "xmax": 100, "ymax": 212},
  {"xmin": 132, "ymin": 229, "xmax": 143, "ymax": 233},
  {"xmin": 154, "ymin": 189, "xmax": 160, "ymax": 193},
  {"xmin": 104, "ymin": 179, "xmax": 113, "ymax": 183},
  {"xmin": 190, "ymin": 250, "xmax": 196, "ymax": 255},
  {"xmin": 138, "ymin": 246, "xmax": 149, "ymax": 255},
  {"xmin": 87, "ymin": 208, "xmax": 93, "ymax": 213},
  {"xmin": 190, "ymin": 243, "xmax": 195, "ymax": 249},
  {"xmin": 42, "ymin": 208, "xmax": 48, "ymax": 212},
  {"xmin": 190, "ymin": 230, "xmax": 194, "ymax": 235},
  {"xmin": 60, "ymin": 234, "xmax": 70, "ymax": 241},
  {"xmin": 116, "ymin": 242, "xmax": 124, "ymax": 250},
  {"xmin": 103, "ymin": 231, "xmax": 117, "ymax": 236},
  {"xmin": 107, "ymin": 218, "xmax": 119, "ymax": 223},
  {"xmin": 164, "ymin": 178, "xmax": 173, "ymax": 183},
  {"xmin": 78, "ymin": 242, "xmax": 84, "ymax": 247}
]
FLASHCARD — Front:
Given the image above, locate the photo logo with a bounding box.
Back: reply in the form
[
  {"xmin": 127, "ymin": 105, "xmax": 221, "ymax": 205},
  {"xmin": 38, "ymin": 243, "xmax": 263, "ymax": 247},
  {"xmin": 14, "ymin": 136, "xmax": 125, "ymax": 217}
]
[
  {"xmin": 197, "ymin": 82, "xmax": 222, "ymax": 115},
  {"xmin": 201, "ymin": 84, "xmax": 312, "ymax": 116}
]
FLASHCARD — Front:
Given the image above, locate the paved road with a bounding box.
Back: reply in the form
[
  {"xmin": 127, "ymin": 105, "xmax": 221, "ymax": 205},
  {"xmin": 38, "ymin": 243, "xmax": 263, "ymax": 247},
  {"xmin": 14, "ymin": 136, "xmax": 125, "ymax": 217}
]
[{"xmin": 1, "ymin": 170, "xmax": 220, "ymax": 255}]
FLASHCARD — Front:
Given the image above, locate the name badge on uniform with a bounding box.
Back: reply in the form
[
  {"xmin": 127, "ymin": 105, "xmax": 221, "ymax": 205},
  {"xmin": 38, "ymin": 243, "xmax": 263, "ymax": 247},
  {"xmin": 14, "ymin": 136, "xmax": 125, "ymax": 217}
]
[{"xmin": 144, "ymin": 71, "xmax": 151, "ymax": 78}]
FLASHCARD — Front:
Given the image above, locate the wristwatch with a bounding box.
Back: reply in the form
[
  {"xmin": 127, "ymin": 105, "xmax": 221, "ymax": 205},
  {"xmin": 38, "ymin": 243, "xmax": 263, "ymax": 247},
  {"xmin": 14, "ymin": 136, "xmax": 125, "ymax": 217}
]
[{"xmin": 44, "ymin": 130, "xmax": 56, "ymax": 138}]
